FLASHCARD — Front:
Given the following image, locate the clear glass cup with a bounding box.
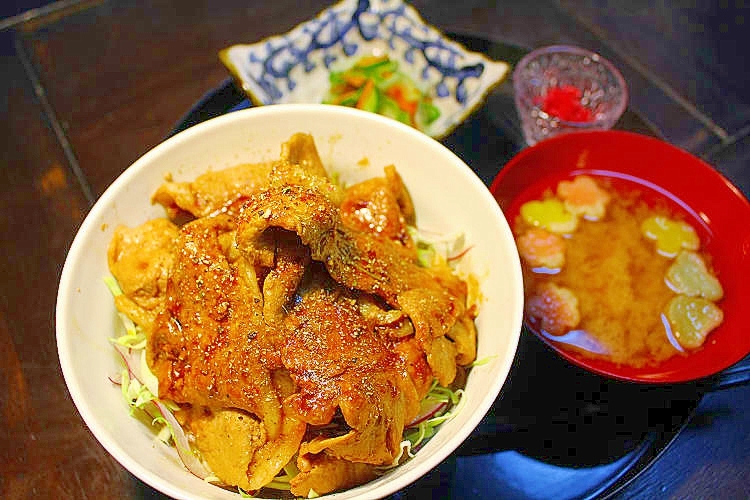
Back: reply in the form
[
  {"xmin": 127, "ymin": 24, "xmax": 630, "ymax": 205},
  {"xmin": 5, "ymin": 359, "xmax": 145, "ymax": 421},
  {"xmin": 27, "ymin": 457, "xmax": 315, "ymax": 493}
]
[{"xmin": 513, "ymin": 45, "xmax": 628, "ymax": 146}]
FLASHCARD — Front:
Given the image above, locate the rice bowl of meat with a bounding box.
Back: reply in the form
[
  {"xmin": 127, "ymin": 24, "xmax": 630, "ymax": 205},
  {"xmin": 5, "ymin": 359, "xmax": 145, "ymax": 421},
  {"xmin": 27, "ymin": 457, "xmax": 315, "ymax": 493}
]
[{"xmin": 56, "ymin": 104, "xmax": 523, "ymax": 499}]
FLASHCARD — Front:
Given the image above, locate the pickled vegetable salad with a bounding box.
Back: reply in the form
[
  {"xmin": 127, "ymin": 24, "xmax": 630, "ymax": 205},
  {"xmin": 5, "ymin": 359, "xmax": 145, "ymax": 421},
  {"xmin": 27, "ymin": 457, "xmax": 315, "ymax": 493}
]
[{"xmin": 324, "ymin": 55, "xmax": 441, "ymax": 131}]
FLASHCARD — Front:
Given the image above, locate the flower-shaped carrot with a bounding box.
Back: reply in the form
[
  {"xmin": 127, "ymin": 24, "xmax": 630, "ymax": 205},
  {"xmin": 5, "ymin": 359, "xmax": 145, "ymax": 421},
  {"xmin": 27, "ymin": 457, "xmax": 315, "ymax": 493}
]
[
  {"xmin": 516, "ymin": 227, "xmax": 566, "ymax": 269},
  {"xmin": 520, "ymin": 198, "xmax": 578, "ymax": 234},
  {"xmin": 665, "ymin": 250, "xmax": 724, "ymax": 301},
  {"xmin": 556, "ymin": 175, "xmax": 611, "ymax": 220},
  {"xmin": 665, "ymin": 295, "xmax": 723, "ymax": 349},
  {"xmin": 641, "ymin": 215, "xmax": 699, "ymax": 258},
  {"xmin": 526, "ymin": 282, "xmax": 580, "ymax": 336}
]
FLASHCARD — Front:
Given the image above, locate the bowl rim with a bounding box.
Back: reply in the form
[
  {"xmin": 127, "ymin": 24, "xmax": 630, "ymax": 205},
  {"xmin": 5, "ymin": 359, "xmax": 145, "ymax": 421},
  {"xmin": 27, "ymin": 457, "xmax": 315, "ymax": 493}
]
[
  {"xmin": 490, "ymin": 129, "xmax": 750, "ymax": 384},
  {"xmin": 56, "ymin": 103, "xmax": 524, "ymax": 499}
]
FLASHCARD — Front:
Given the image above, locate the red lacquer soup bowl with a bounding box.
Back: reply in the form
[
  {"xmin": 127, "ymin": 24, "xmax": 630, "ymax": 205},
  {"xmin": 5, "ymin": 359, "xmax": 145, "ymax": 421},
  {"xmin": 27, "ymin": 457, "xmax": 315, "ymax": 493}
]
[{"xmin": 490, "ymin": 130, "xmax": 750, "ymax": 383}]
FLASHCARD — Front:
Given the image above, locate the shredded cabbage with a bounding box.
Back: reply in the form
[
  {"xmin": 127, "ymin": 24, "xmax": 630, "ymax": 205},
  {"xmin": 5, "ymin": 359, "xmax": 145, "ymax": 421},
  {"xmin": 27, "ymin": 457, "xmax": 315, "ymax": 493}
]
[
  {"xmin": 408, "ymin": 225, "xmax": 481, "ymax": 310},
  {"xmin": 467, "ymin": 355, "xmax": 496, "ymax": 368},
  {"xmin": 238, "ymin": 487, "xmax": 254, "ymax": 498},
  {"xmin": 404, "ymin": 381, "xmax": 465, "ymax": 450},
  {"xmin": 105, "ymin": 276, "xmax": 148, "ymax": 348},
  {"xmin": 407, "ymin": 226, "xmax": 468, "ymax": 268},
  {"xmin": 263, "ymin": 461, "xmax": 299, "ymax": 491},
  {"xmin": 105, "ymin": 277, "xmax": 180, "ymax": 447}
]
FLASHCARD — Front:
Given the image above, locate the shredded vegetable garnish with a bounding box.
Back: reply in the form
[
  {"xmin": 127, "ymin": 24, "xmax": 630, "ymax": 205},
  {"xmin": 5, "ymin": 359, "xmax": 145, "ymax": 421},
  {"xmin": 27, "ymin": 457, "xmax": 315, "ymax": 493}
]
[
  {"xmin": 105, "ymin": 276, "xmax": 216, "ymax": 482},
  {"xmin": 409, "ymin": 227, "xmax": 484, "ymax": 311},
  {"xmin": 307, "ymin": 488, "xmax": 320, "ymax": 499},
  {"xmin": 263, "ymin": 461, "xmax": 299, "ymax": 491},
  {"xmin": 105, "ymin": 275, "xmax": 148, "ymax": 349},
  {"xmin": 121, "ymin": 369, "xmax": 157, "ymax": 416},
  {"xmin": 111, "ymin": 325, "xmax": 147, "ymax": 349},
  {"xmin": 467, "ymin": 355, "xmax": 497, "ymax": 368},
  {"xmin": 401, "ymin": 380, "xmax": 466, "ymax": 452},
  {"xmin": 447, "ymin": 245, "xmax": 475, "ymax": 262},
  {"xmin": 407, "ymin": 226, "xmax": 471, "ymax": 269},
  {"xmin": 103, "ymin": 275, "xmax": 123, "ymax": 296},
  {"xmin": 379, "ymin": 439, "xmax": 416, "ymax": 471},
  {"xmin": 114, "ymin": 343, "xmax": 216, "ymax": 480},
  {"xmin": 238, "ymin": 487, "xmax": 255, "ymax": 498}
]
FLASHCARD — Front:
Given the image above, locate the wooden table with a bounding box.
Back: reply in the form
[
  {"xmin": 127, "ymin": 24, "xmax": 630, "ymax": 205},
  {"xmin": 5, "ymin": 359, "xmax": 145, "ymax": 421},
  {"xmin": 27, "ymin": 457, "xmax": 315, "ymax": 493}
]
[{"xmin": 2, "ymin": 1, "xmax": 748, "ymax": 498}]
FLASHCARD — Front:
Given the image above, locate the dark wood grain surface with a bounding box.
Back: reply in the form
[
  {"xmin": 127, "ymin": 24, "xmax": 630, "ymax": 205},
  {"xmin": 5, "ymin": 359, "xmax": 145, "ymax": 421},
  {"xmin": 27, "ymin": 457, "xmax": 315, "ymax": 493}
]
[
  {"xmin": 2, "ymin": 1, "xmax": 749, "ymax": 499},
  {"xmin": 1, "ymin": 41, "xmax": 132, "ymax": 497}
]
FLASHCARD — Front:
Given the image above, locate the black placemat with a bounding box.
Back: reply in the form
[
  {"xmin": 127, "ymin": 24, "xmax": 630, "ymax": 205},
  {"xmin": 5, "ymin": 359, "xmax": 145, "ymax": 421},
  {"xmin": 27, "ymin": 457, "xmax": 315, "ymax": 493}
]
[{"xmin": 172, "ymin": 33, "xmax": 707, "ymax": 500}]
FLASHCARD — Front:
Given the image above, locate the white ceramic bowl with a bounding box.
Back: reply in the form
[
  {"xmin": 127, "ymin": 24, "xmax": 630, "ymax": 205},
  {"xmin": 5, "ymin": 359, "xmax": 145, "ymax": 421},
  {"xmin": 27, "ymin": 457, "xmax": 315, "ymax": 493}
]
[{"xmin": 56, "ymin": 104, "xmax": 523, "ymax": 499}]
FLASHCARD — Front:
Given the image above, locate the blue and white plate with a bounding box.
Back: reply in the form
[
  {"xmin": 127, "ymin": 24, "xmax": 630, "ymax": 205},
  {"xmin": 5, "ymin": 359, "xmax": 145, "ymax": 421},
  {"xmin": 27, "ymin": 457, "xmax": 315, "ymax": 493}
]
[{"xmin": 219, "ymin": 0, "xmax": 510, "ymax": 139}]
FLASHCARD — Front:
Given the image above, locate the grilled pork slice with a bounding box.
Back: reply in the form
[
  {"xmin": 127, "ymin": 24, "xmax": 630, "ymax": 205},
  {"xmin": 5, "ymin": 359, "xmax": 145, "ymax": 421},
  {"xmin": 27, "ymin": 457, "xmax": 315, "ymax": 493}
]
[
  {"xmin": 147, "ymin": 214, "xmax": 285, "ymax": 437},
  {"xmin": 152, "ymin": 161, "xmax": 273, "ymax": 220},
  {"xmin": 282, "ymin": 281, "xmax": 420, "ymax": 464},
  {"xmin": 290, "ymin": 451, "xmax": 378, "ymax": 497},
  {"xmin": 107, "ymin": 217, "xmax": 180, "ymax": 331},
  {"xmin": 235, "ymin": 183, "xmax": 475, "ymax": 385}
]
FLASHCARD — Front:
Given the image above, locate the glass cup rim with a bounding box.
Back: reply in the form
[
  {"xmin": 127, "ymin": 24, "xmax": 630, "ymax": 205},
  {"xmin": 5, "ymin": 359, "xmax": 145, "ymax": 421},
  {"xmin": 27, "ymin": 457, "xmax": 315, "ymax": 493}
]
[{"xmin": 512, "ymin": 44, "xmax": 629, "ymax": 126}]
